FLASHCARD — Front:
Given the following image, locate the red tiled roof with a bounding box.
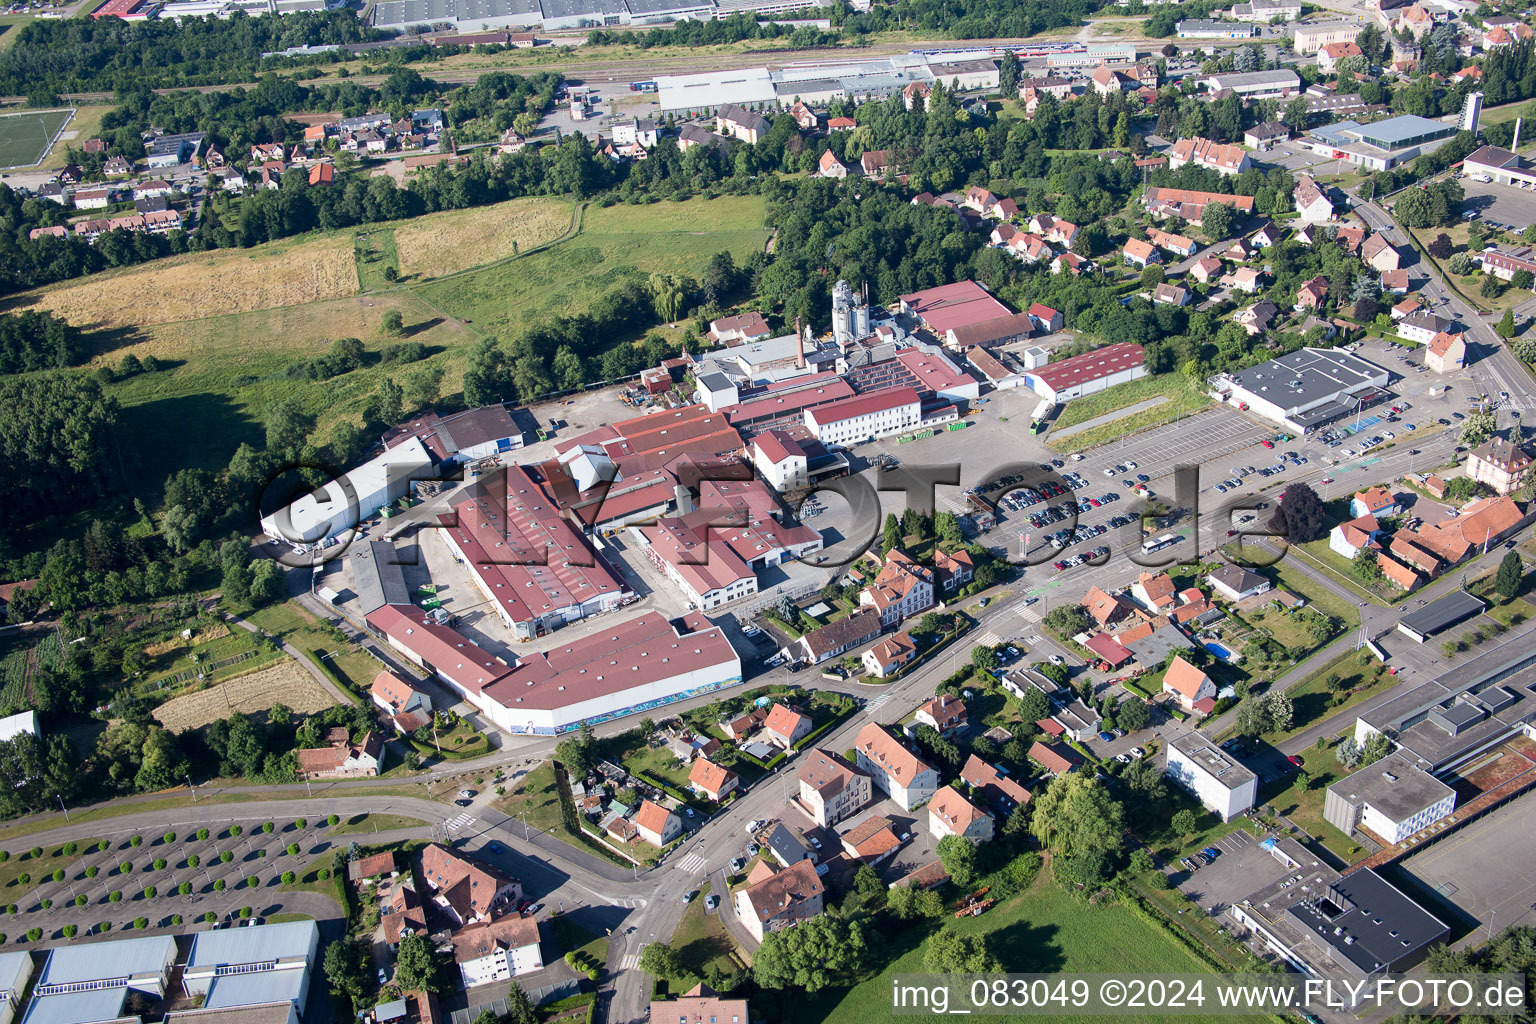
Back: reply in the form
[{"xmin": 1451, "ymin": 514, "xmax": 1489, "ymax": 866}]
[{"xmin": 1028, "ymin": 343, "xmax": 1145, "ymax": 391}]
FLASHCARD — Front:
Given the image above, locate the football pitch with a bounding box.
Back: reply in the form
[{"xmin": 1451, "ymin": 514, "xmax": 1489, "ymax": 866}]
[{"xmin": 0, "ymin": 108, "xmax": 74, "ymax": 169}]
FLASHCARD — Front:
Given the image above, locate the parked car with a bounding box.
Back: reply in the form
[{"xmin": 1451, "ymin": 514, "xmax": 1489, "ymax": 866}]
[
  {"xmin": 684, "ymin": 890, "xmax": 700, "ymax": 902},
  {"xmin": 1098, "ymin": 730, "xmax": 1115, "ymax": 742},
  {"xmin": 730, "ymin": 857, "xmax": 746, "ymax": 873},
  {"xmin": 1049, "ymin": 654, "xmax": 1065, "ymax": 665},
  {"xmin": 705, "ymin": 894, "xmax": 719, "ymax": 910}
]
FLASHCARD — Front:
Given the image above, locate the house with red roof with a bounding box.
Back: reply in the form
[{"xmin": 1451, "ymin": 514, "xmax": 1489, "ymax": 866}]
[
  {"xmin": 914, "ymin": 694, "xmax": 967, "ymax": 737},
  {"xmin": 928, "ymin": 787, "xmax": 994, "ymax": 843},
  {"xmin": 1350, "ymin": 486, "xmax": 1400, "ymax": 519},
  {"xmin": 688, "ymin": 757, "xmax": 741, "ymax": 802},
  {"xmin": 370, "ymin": 670, "xmax": 433, "ymax": 734},
  {"xmin": 764, "ymin": 703, "xmax": 813, "ymax": 749},
  {"xmin": 854, "ymin": 723, "xmax": 940, "ymax": 810},
  {"xmin": 297, "ymin": 729, "xmax": 383, "ymax": 778},
  {"xmin": 1161, "ymin": 656, "xmax": 1215, "ymax": 712},
  {"xmin": 1377, "ymin": 554, "xmax": 1424, "ymax": 593},
  {"xmin": 1081, "ymin": 585, "xmax": 1133, "ymax": 627},
  {"xmin": 1123, "ymin": 238, "xmax": 1161, "ymax": 267},
  {"xmin": 1027, "ymin": 302, "xmax": 1063, "ymax": 333},
  {"xmin": 862, "ymin": 632, "xmax": 917, "ymax": 678},
  {"xmin": 1132, "ymin": 571, "xmax": 1178, "ymax": 614},
  {"xmin": 634, "ymin": 799, "xmax": 682, "ymax": 847},
  {"xmin": 959, "ymin": 754, "xmax": 1030, "ymax": 812},
  {"xmin": 1084, "ymin": 633, "xmax": 1134, "ymax": 669},
  {"xmin": 1329, "ymin": 513, "xmax": 1383, "ymax": 559},
  {"xmin": 1027, "ymin": 740, "xmax": 1081, "ymax": 777}
]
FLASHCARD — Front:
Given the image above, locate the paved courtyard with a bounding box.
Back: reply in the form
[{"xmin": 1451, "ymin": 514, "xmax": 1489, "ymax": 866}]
[
  {"xmin": 1398, "ymin": 790, "xmax": 1536, "ymax": 943},
  {"xmin": 1459, "ymin": 177, "xmax": 1536, "ymax": 234}
]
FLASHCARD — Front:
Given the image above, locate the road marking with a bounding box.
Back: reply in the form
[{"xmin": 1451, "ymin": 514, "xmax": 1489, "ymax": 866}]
[
  {"xmin": 973, "ymin": 630, "xmax": 1002, "ymax": 648},
  {"xmin": 620, "ymin": 954, "xmax": 639, "ymax": 970},
  {"xmin": 676, "ymin": 852, "xmax": 707, "ymax": 875}
]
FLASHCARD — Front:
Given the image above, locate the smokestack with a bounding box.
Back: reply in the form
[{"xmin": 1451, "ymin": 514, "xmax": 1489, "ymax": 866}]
[
  {"xmin": 796, "ymin": 316, "xmax": 805, "ymax": 369},
  {"xmin": 1515, "ymin": 117, "xmax": 1523, "ymax": 152}
]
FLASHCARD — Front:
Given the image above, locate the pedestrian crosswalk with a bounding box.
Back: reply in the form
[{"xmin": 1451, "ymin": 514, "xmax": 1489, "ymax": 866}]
[
  {"xmin": 676, "ymin": 852, "xmax": 707, "ymax": 875},
  {"xmin": 972, "ymin": 630, "xmax": 1002, "ymax": 648},
  {"xmin": 619, "ymin": 954, "xmax": 639, "ymax": 971},
  {"xmin": 1016, "ymin": 606, "xmax": 1042, "ymax": 623},
  {"xmin": 865, "ymin": 692, "xmax": 895, "ymax": 715},
  {"xmin": 443, "ymin": 813, "xmax": 475, "ymax": 832}
]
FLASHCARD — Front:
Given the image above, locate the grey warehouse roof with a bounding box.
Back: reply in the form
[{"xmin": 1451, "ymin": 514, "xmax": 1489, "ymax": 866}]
[
  {"xmin": 1284, "ymin": 868, "xmax": 1448, "ymax": 974},
  {"xmin": 37, "ymin": 935, "xmax": 177, "ymax": 988},
  {"xmin": 1227, "ymin": 347, "xmax": 1384, "ymax": 409},
  {"xmin": 1350, "ymin": 114, "xmax": 1454, "ymax": 150},
  {"xmin": 1400, "ymin": 590, "xmax": 1485, "ymax": 637},
  {"xmin": 20, "ymin": 990, "xmax": 132, "ymax": 1024},
  {"xmin": 187, "ymin": 920, "xmax": 319, "ymax": 968},
  {"xmin": 206, "ymin": 972, "xmax": 307, "ymax": 1010},
  {"xmin": 351, "ymin": 540, "xmax": 413, "ymax": 616}
]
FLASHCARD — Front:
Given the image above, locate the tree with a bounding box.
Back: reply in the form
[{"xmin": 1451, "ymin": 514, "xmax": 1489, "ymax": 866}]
[
  {"xmin": 638, "ymin": 941, "xmax": 683, "ymax": 979},
  {"xmin": 1272, "ymin": 482, "xmax": 1326, "ymax": 542},
  {"xmin": 1016, "ymin": 685, "xmax": 1050, "ymax": 724},
  {"xmin": 1459, "ymin": 410, "xmax": 1497, "ymax": 447},
  {"xmin": 1283, "ymin": 96, "xmax": 1311, "ymax": 132},
  {"xmin": 1496, "ymin": 550, "xmax": 1523, "ymax": 601},
  {"xmin": 323, "ymin": 937, "xmax": 370, "ymax": 1008},
  {"xmin": 887, "ymin": 885, "xmax": 946, "ymax": 919},
  {"xmin": 555, "ymin": 720, "xmax": 598, "ymax": 777},
  {"xmin": 393, "ymin": 934, "xmax": 444, "ymax": 992},
  {"xmin": 1483, "ymin": 274, "xmax": 1505, "ymax": 299},
  {"xmin": 1201, "ymin": 202, "xmax": 1236, "ymax": 241},
  {"xmin": 971, "ymin": 646, "xmax": 999, "ymax": 672},
  {"xmin": 1118, "ymin": 699, "xmax": 1151, "ymax": 733},
  {"xmin": 505, "ymin": 985, "xmax": 537, "ymax": 1024},
  {"xmin": 924, "ymin": 929, "xmax": 1001, "ymax": 973},
  {"xmin": 751, "ymin": 915, "xmax": 869, "ymax": 992},
  {"xmin": 1497, "ymin": 309, "xmax": 1518, "ymax": 339},
  {"xmin": 1170, "ymin": 809, "xmax": 1197, "ymax": 837},
  {"xmin": 1449, "ymin": 251, "xmax": 1475, "ymax": 275},
  {"xmin": 936, "ymin": 834, "xmax": 979, "ymax": 888},
  {"xmin": 1428, "ymin": 233, "xmax": 1454, "ymax": 259},
  {"xmin": 1141, "ymin": 264, "xmax": 1165, "ymax": 288},
  {"xmin": 381, "ymin": 311, "xmax": 405, "ymax": 335},
  {"xmin": 999, "ymin": 50, "xmax": 1020, "ymax": 95},
  {"xmin": 1029, "ymin": 773, "xmax": 1124, "ymax": 862},
  {"xmin": 1352, "ymin": 547, "xmax": 1383, "ymax": 583},
  {"xmin": 1513, "ymin": 269, "xmax": 1535, "ymax": 290},
  {"xmin": 882, "ymin": 512, "xmax": 902, "ymax": 555}
]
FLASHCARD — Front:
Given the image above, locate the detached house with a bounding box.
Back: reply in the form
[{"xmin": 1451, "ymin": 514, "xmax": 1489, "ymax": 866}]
[
  {"xmin": 1362, "ymin": 234, "xmax": 1401, "ymax": 272},
  {"xmin": 420, "ymin": 844, "xmax": 521, "ymax": 926},
  {"xmin": 296, "ymin": 728, "xmax": 382, "ymax": 778},
  {"xmin": 1350, "ymin": 486, "xmax": 1400, "ymax": 519},
  {"xmin": 793, "ymin": 608, "xmax": 883, "ymax": 664},
  {"xmin": 764, "ymin": 703, "xmax": 813, "ymax": 749},
  {"xmin": 1162, "ymin": 656, "xmax": 1216, "ymax": 711},
  {"xmin": 688, "ymin": 757, "xmax": 741, "ymax": 802},
  {"xmin": 860, "ymin": 150, "xmax": 891, "ymax": 177},
  {"xmin": 716, "ymin": 103, "xmax": 770, "ymax": 144},
  {"xmin": 928, "ymin": 787, "xmax": 994, "ymax": 843},
  {"xmin": 854, "ymin": 723, "xmax": 940, "ymax": 810},
  {"xmin": 1147, "ymin": 227, "xmax": 1198, "ymax": 258},
  {"xmin": 959, "ymin": 754, "xmax": 1030, "ymax": 813},
  {"xmin": 450, "ymin": 916, "xmax": 543, "ymax": 987},
  {"xmin": 914, "ymin": 694, "xmax": 968, "ymax": 737},
  {"xmin": 1467, "ymin": 437, "xmax": 1535, "ymax": 495},
  {"xmin": 734, "ymin": 860, "xmax": 824, "ymax": 942},
  {"xmin": 1294, "ymin": 175, "xmax": 1333, "ymax": 223},
  {"xmin": 1297, "ymin": 275, "xmax": 1330, "ymax": 309},
  {"xmin": 859, "ymin": 549, "xmax": 935, "ymax": 625},
  {"xmin": 1133, "ymin": 571, "xmax": 1178, "ymax": 614},
  {"xmin": 862, "ymin": 632, "xmax": 916, "ymax": 678},
  {"xmin": 1329, "ymin": 513, "xmax": 1383, "ymax": 558},
  {"xmin": 1123, "ymin": 238, "xmax": 1161, "ymax": 267},
  {"xmin": 634, "ymin": 799, "xmax": 682, "ymax": 847},
  {"xmin": 817, "ymin": 150, "xmax": 848, "ymax": 178},
  {"xmin": 370, "ymin": 670, "xmax": 433, "ymax": 734},
  {"xmin": 1427, "ymin": 331, "xmax": 1466, "ymax": 373}
]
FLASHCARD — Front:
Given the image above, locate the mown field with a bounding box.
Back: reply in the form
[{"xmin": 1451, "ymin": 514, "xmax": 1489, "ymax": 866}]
[
  {"xmin": 152, "ymin": 660, "xmax": 338, "ymax": 733},
  {"xmin": 1050, "ymin": 373, "xmax": 1211, "ymax": 431},
  {"xmin": 51, "ymin": 194, "xmax": 765, "ymax": 506}
]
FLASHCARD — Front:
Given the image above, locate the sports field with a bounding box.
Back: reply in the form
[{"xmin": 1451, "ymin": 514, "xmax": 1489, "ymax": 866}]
[{"xmin": 0, "ymin": 108, "xmax": 74, "ymax": 169}]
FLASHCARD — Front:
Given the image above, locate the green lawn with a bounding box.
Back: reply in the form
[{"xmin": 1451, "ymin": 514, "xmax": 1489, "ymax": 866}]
[
  {"xmin": 1051, "ymin": 374, "xmax": 1212, "ymax": 431},
  {"xmin": 494, "ymin": 762, "xmax": 565, "ymax": 833},
  {"xmin": 1223, "ymin": 544, "xmax": 1360, "ymax": 630},
  {"xmin": 551, "ymin": 914, "xmax": 610, "ymax": 966},
  {"xmin": 412, "ymin": 195, "xmax": 769, "ymax": 342},
  {"xmin": 1261, "ymin": 739, "xmax": 1364, "ymax": 863},
  {"xmin": 354, "ymin": 228, "xmax": 400, "ymax": 291},
  {"xmin": 326, "ymin": 813, "xmax": 427, "ymax": 836},
  {"xmin": 242, "ymin": 600, "xmax": 380, "ymax": 705},
  {"xmin": 803, "ymin": 876, "xmax": 1229, "ymax": 1024},
  {"xmin": 140, "ymin": 626, "xmax": 280, "ymax": 693},
  {"xmin": 1258, "ymin": 648, "xmax": 1396, "ymax": 746},
  {"xmin": 667, "ymin": 883, "xmax": 738, "ymax": 990},
  {"xmin": 0, "ymin": 838, "xmax": 103, "ymax": 903}
]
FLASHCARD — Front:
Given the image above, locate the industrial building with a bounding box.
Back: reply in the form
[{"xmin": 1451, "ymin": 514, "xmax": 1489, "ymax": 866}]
[
  {"xmin": 1228, "ymin": 837, "xmax": 1448, "ymax": 979},
  {"xmin": 1397, "ymin": 590, "xmax": 1486, "ymax": 643},
  {"xmin": 1323, "ymin": 752, "xmax": 1457, "ymax": 844},
  {"xmin": 1021, "ymin": 342, "xmax": 1146, "ymax": 402},
  {"xmin": 261, "ymin": 435, "xmax": 434, "ymax": 547},
  {"xmin": 0, "ymin": 955, "xmax": 32, "ymax": 1024},
  {"xmin": 182, "ymin": 922, "xmax": 320, "ymax": 1015},
  {"xmin": 366, "ymin": 605, "xmax": 742, "ymax": 734},
  {"xmin": 1302, "ymin": 114, "xmax": 1457, "ymax": 171},
  {"xmin": 21, "ymin": 936, "xmax": 178, "ymax": 1024},
  {"xmin": 1208, "ymin": 347, "xmax": 1390, "ymax": 433},
  {"xmin": 1292, "ymin": 20, "xmax": 1362, "ymax": 51},
  {"xmin": 1176, "ymin": 18, "xmax": 1256, "ymax": 36},
  {"xmin": 803, "ymin": 387, "xmax": 923, "ymax": 445},
  {"xmin": 1464, "ymin": 146, "xmax": 1536, "ymax": 188},
  {"xmin": 655, "ymin": 53, "xmax": 997, "ymax": 115},
  {"xmin": 381, "ymin": 404, "xmax": 526, "ymax": 464},
  {"xmin": 1199, "ymin": 69, "xmax": 1300, "ymax": 98},
  {"xmin": 1165, "ymin": 732, "xmax": 1256, "ymax": 822}
]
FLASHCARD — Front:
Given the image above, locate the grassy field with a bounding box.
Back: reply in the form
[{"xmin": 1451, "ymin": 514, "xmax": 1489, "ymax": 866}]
[
  {"xmin": 494, "ymin": 762, "xmax": 565, "ymax": 833},
  {"xmin": 808, "ymin": 875, "xmax": 1226, "ymax": 1024},
  {"xmin": 354, "ymin": 228, "xmax": 399, "ymax": 292},
  {"xmin": 0, "ymin": 107, "xmax": 74, "ymax": 169},
  {"xmin": 1224, "ymin": 544, "xmax": 1361, "ymax": 629},
  {"xmin": 1263, "ymin": 737, "xmax": 1364, "ymax": 862},
  {"xmin": 0, "ymin": 838, "xmax": 102, "ymax": 898},
  {"xmin": 45, "ymin": 104, "xmax": 114, "ymax": 168},
  {"xmin": 413, "ymin": 195, "xmax": 769, "ymax": 340},
  {"xmin": 1051, "ymin": 373, "xmax": 1211, "ymax": 431},
  {"xmin": 667, "ymin": 884, "xmax": 738, "ymax": 989},
  {"xmin": 244, "ymin": 600, "xmax": 382, "ymax": 703},
  {"xmin": 551, "ymin": 914, "xmax": 609, "ymax": 966},
  {"xmin": 327, "ymin": 813, "xmax": 426, "ymax": 836},
  {"xmin": 392, "ymin": 196, "xmax": 573, "ymax": 279},
  {"xmin": 152, "ymin": 660, "xmax": 339, "ymax": 733}
]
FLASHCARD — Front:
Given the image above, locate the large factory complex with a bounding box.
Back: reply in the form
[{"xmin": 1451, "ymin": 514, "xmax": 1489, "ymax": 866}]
[{"xmin": 268, "ymin": 276, "xmax": 1133, "ymax": 735}]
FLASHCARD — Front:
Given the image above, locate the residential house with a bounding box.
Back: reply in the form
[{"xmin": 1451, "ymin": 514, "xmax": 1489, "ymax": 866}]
[
  {"xmin": 687, "ymin": 757, "xmax": 740, "ymax": 802},
  {"xmin": 250, "ymin": 142, "xmax": 286, "ymax": 163},
  {"xmin": 963, "ymin": 186, "xmax": 997, "ymax": 214},
  {"xmin": 296, "ymin": 729, "xmax": 382, "ymax": 779},
  {"xmin": 1123, "ymin": 238, "xmax": 1161, "ymax": 267},
  {"xmin": 914, "ymin": 694, "xmax": 967, "ymax": 737},
  {"xmin": 103, "ymin": 156, "xmax": 132, "ymax": 176},
  {"xmin": 764, "ymin": 703, "xmax": 813, "ymax": 749},
  {"xmin": 1206, "ymin": 564, "xmax": 1272, "ymax": 602},
  {"xmin": 817, "ymin": 150, "xmax": 848, "ymax": 178},
  {"xmin": 1245, "ymin": 121, "xmax": 1290, "ymax": 149},
  {"xmin": 1027, "ymin": 302, "xmax": 1064, "ymax": 333},
  {"xmin": 1329, "ymin": 513, "xmax": 1383, "ymax": 558},
  {"xmin": 1027, "ymin": 740, "xmax": 1081, "ymax": 777},
  {"xmin": 859, "ymin": 549, "xmax": 935, "ymax": 626},
  {"xmin": 764, "ymin": 823, "xmax": 816, "ymax": 869},
  {"xmin": 716, "ymin": 103, "xmax": 770, "ymax": 144},
  {"xmin": 308, "ymin": 163, "xmax": 334, "ymax": 186},
  {"xmin": 1297, "ymin": 275, "xmax": 1330, "ymax": 309},
  {"xmin": 903, "ymin": 81, "xmax": 931, "ymax": 109},
  {"xmin": 1081, "ymin": 585, "xmax": 1132, "ymax": 627},
  {"xmin": 788, "ymin": 102, "xmax": 818, "ymax": 130},
  {"xmin": 793, "ymin": 608, "xmax": 883, "ymax": 664},
  {"xmin": 1427, "ymin": 331, "xmax": 1466, "ymax": 373},
  {"xmin": 1399, "ymin": 311, "xmax": 1453, "ymax": 344},
  {"xmin": 854, "ymin": 723, "xmax": 940, "ymax": 810},
  {"xmin": 959, "ymin": 754, "xmax": 1030, "ymax": 813},
  {"xmin": 1294, "ymin": 175, "xmax": 1333, "ymax": 223},
  {"xmin": 1168, "ymin": 136, "xmax": 1252, "ymax": 175},
  {"xmin": 1190, "ymin": 256, "xmax": 1225, "ymax": 284},
  {"xmin": 706, "ymin": 311, "xmax": 771, "ymax": 345},
  {"xmin": 1390, "ymin": 534, "xmax": 1442, "ymax": 576},
  {"xmin": 1467, "ymin": 437, "xmax": 1535, "ymax": 495},
  {"xmin": 633, "ymin": 799, "xmax": 682, "ymax": 847},
  {"xmin": 1225, "ymin": 238, "xmax": 1254, "ymax": 261},
  {"xmin": 1133, "ymin": 571, "xmax": 1178, "ymax": 614},
  {"xmin": 1351, "ymin": 486, "xmax": 1400, "ymax": 519},
  {"xmin": 1317, "ymin": 40, "xmax": 1364, "ymax": 70},
  {"xmin": 796, "ymin": 749, "xmax": 871, "ymax": 827},
  {"xmin": 649, "ymin": 984, "xmax": 748, "ymax": 1024},
  {"xmin": 860, "ymin": 150, "xmax": 891, "ymax": 177},
  {"xmin": 1362, "ymin": 234, "xmax": 1401, "ymax": 272},
  {"xmin": 990, "ymin": 222, "xmax": 1018, "ymax": 247},
  {"xmin": 1378, "ymin": 554, "xmax": 1424, "ymax": 592},
  {"xmin": 1225, "ymin": 267, "xmax": 1265, "ymax": 293},
  {"xmin": 1147, "ymin": 227, "xmax": 1198, "ymax": 258},
  {"xmin": 1380, "ymin": 268, "xmax": 1409, "ymax": 293},
  {"xmin": 1051, "ymin": 251, "xmax": 1095, "ymax": 276},
  {"xmin": 1392, "ymin": 297, "xmax": 1423, "ymax": 320},
  {"xmin": 1153, "ymin": 283, "xmax": 1192, "ymax": 306},
  {"xmin": 722, "ymin": 706, "xmax": 768, "ymax": 740},
  {"xmin": 1335, "ymin": 226, "xmax": 1366, "ymax": 255},
  {"xmin": 133, "ymin": 179, "xmax": 173, "ymax": 200},
  {"xmin": 862, "ymin": 632, "xmax": 917, "ymax": 678},
  {"xmin": 1251, "ymin": 220, "xmax": 1283, "ymax": 248},
  {"xmin": 370, "ymin": 670, "xmax": 433, "ymax": 734},
  {"xmin": 827, "ymin": 116, "xmax": 856, "ymax": 130},
  {"xmin": 1412, "ymin": 495, "xmax": 1526, "ymax": 564},
  {"xmin": 1162, "ymin": 656, "xmax": 1216, "ymax": 711},
  {"xmin": 450, "ymin": 915, "xmax": 543, "ymax": 987},
  {"xmin": 934, "ymin": 548, "xmax": 974, "ymax": 592},
  {"xmin": 928, "ymin": 787, "xmax": 994, "ymax": 843},
  {"xmin": 420, "ymin": 844, "xmax": 521, "ymax": 926},
  {"xmin": 733, "ymin": 860, "xmax": 824, "ymax": 942}
]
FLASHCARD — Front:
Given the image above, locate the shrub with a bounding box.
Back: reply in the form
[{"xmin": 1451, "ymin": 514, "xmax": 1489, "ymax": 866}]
[
  {"xmin": 178, "ymin": 883, "xmax": 192, "ymax": 896},
  {"xmin": 133, "ymin": 917, "xmax": 148, "ymax": 930},
  {"xmin": 171, "ymin": 915, "xmax": 182, "ymax": 926},
  {"xmin": 195, "ymin": 829, "xmax": 209, "ymax": 841},
  {"xmin": 281, "ymin": 871, "xmax": 296, "ymax": 884},
  {"xmin": 295, "ymin": 818, "xmax": 307, "ymax": 829},
  {"xmin": 25, "ymin": 929, "xmax": 40, "ymax": 942},
  {"xmin": 327, "ymin": 814, "xmax": 339, "ymax": 826},
  {"xmin": 220, "ymin": 852, "xmax": 232, "ymax": 863},
  {"xmin": 27, "ymin": 847, "xmax": 40, "ymax": 860},
  {"xmin": 162, "ymin": 832, "xmax": 175, "ymax": 845},
  {"xmin": 129, "ymin": 836, "xmax": 142, "ymax": 848},
  {"xmin": 213, "ymin": 879, "xmax": 225, "ymax": 892},
  {"xmin": 96, "ymin": 841, "xmax": 107, "ymax": 853},
  {"xmin": 230, "ymin": 826, "xmax": 242, "ymax": 837},
  {"xmin": 62, "ymin": 924, "xmax": 77, "ymax": 938},
  {"xmin": 317, "ymin": 867, "xmax": 331, "ymax": 880},
  {"xmin": 262, "ymin": 822, "xmax": 274, "ymax": 834},
  {"xmin": 61, "ymin": 842, "xmax": 77, "ymax": 856},
  {"xmin": 204, "ymin": 912, "xmax": 216, "ymax": 923},
  {"xmin": 0, "ymin": 852, "xmax": 8, "ymax": 864},
  {"xmin": 239, "ymin": 906, "xmax": 252, "ymax": 918},
  {"xmin": 50, "ymin": 870, "xmax": 62, "ymax": 883},
  {"xmin": 15, "ymin": 874, "xmax": 27, "ymax": 886},
  {"xmin": 143, "ymin": 886, "xmax": 157, "ymax": 899},
  {"xmin": 286, "ymin": 843, "xmax": 299, "ymax": 856},
  {"xmin": 153, "ymin": 858, "xmax": 166, "ymax": 870},
  {"xmin": 108, "ymin": 891, "xmax": 122, "ymax": 903}
]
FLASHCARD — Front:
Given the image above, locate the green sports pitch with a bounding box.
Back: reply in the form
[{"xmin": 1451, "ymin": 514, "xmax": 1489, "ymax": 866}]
[{"xmin": 0, "ymin": 108, "xmax": 75, "ymax": 170}]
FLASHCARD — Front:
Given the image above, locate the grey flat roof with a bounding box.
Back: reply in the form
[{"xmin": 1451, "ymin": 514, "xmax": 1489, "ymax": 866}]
[
  {"xmin": 540, "ymin": 0, "xmax": 614, "ymax": 16},
  {"xmin": 438, "ymin": 404, "xmax": 519, "ymax": 451},
  {"xmin": 1124, "ymin": 624, "xmax": 1194, "ymax": 666},
  {"xmin": 1400, "ymin": 590, "xmax": 1485, "ymax": 637},
  {"xmin": 1171, "ymin": 732, "xmax": 1256, "ymax": 790},
  {"xmin": 1351, "ymin": 114, "xmax": 1454, "ymax": 150},
  {"xmin": 38, "ymin": 936, "xmax": 176, "ymax": 988},
  {"xmin": 625, "ymin": 0, "xmax": 710, "ymax": 12},
  {"xmin": 206, "ymin": 972, "xmax": 306, "ymax": 1010},
  {"xmin": 187, "ymin": 921, "xmax": 318, "ymax": 968},
  {"xmin": 1285, "ymin": 868, "xmax": 1448, "ymax": 974},
  {"xmin": 698, "ymin": 371, "xmax": 733, "ymax": 392},
  {"xmin": 1227, "ymin": 346, "xmax": 1385, "ymax": 412},
  {"xmin": 0, "ymin": 952, "xmax": 31, "ymax": 995},
  {"xmin": 166, "ymin": 1006, "xmax": 295, "ymax": 1024},
  {"xmin": 1328, "ymin": 752, "xmax": 1453, "ymax": 823},
  {"xmin": 20, "ymin": 991, "xmax": 130, "ymax": 1024},
  {"xmin": 1207, "ymin": 69, "xmax": 1300, "ymax": 88}
]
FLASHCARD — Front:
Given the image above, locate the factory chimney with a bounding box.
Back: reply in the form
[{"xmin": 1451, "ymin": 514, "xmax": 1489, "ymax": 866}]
[
  {"xmin": 1515, "ymin": 117, "xmax": 1523, "ymax": 152},
  {"xmin": 796, "ymin": 316, "xmax": 805, "ymax": 369}
]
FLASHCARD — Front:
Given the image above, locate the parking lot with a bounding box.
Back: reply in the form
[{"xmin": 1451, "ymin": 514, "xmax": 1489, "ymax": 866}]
[
  {"xmin": 1398, "ymin": 791, "xmax": 1536, "ymax": 941},
  {"xmin": 1459, "ymin": 176, "xmax": 1536, "ymax": 235},
  {"xmin": 1173, "ymin": 826, "xmax": 1287, "ymax": 915}
]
